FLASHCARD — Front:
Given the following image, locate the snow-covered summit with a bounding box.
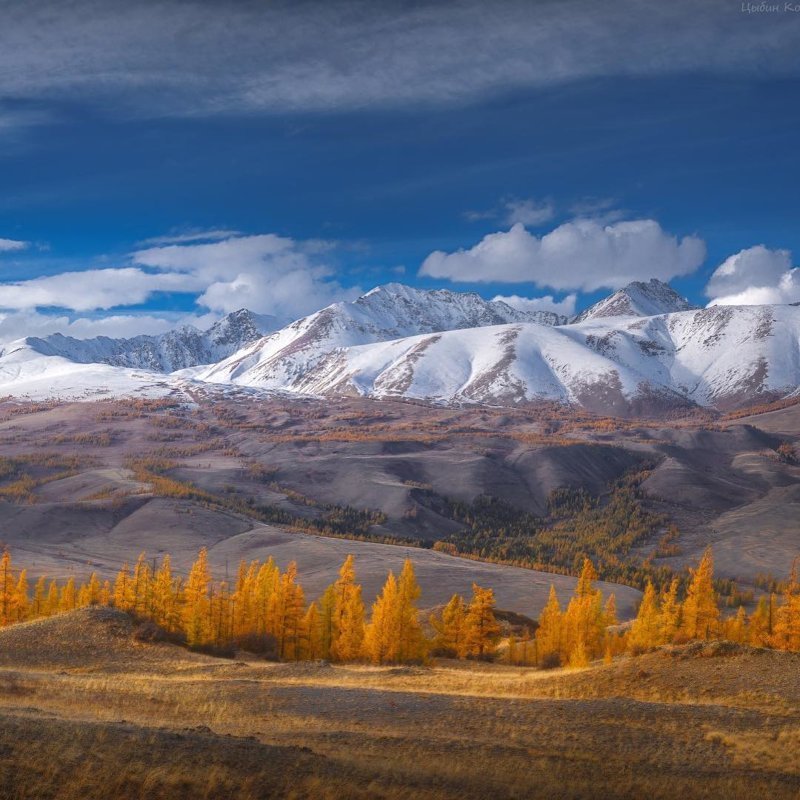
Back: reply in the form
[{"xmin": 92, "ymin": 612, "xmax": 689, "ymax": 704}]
[
  {"xmin": 356, "ymin": 283, "xmax": 567, "ymax": 328},
  {"xmin": 196, "ymin": 283, "xmax": 566, "ymax": 388},
  {"xmin": 276, "ymin": 303, "xmax": 800, "ymax": 413},
  {"xmin": 2, "ymin": 309, "xmax": 278, "ymax": 374},
  {"xmin": 573, "ymin": 279, "xmax": 698, "ymax": 323}
]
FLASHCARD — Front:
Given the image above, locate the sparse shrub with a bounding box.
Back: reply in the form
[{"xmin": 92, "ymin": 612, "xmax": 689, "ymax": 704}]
[
  {"xmin": 133, "ymin": 620, "xmax": 170, "ymax": 643},
  {"xmin": 776, "ymin": 442, "xmax": 797, "ymax": 465},
  {"xmin": 235, "ymin": 632, "xmax": 279, "ymax": 659},
  {"xmin": 538, "ymin": 651, "xmax": 562, "ymax": 670}
]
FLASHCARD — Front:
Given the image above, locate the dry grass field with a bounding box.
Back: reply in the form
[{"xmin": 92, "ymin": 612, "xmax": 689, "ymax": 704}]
[{"xmin": 0, "ymin": 607, "xmax": 798, "ymax": 799}]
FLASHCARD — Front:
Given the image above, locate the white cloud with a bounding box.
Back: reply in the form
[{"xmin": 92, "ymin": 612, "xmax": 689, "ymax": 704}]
[
  {"xmin": 0, "ymin": 2, "xmax": 796, "ymax": 119},
  {"xmin": 136, "ymin": 229, "xmax": 241, "ymax": 247},
  {"xmin": 0, "ymin": 232, "xmax": 357, "ymax": 322},
  {"xmin": 463, "ymin": 209, "xmax": 496, "ymax": 223},
  {"xmin": 132, "ymin": 233, "xmax": 358, "ymax": 318},
  {"xmin": 706, "ymin": 246, "xmax": 800, "ymax": 306},
  {"xmin": 0, "ymin": 268, "xmax": 199, "ymax": 312},
  {"xmin": 0, "ymin": 238, "xmax": 28, "ymax": 252},
  {"xmin": 504, "ymin": 199, "xmax": 554, "ymax": 227},
  {"xmin": 465, "ymin": 197, "xmax": 554, "ymax": 227},
  {"xmin": 493, "ymin": 293, "xmax": 577, "ymax": 317},
  {"xmin": 0, "ymin": 310, "xmax": 186, "ymax": 343},
  {"xmin": 568, "ymin": 198, "xmax": 626, "ymax": 225},
  {"xmin": 420, "ymin": 219, "xmax": 706, "ymax": 292}
]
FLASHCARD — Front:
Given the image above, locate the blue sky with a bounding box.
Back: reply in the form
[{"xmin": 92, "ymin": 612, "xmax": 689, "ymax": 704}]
[{"xmin": 0, "ymin": 0, "xmax": 799, "ymax": 339}]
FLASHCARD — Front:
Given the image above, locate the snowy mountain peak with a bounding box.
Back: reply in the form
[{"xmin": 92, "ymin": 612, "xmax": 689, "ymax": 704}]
[
  {"xmin": 573, "ymin": 279, "xmax": 698, "ymax": 323},
  {"xmin": 196, "ymin": 283, "xmax": 567, "ymax": 388},
  {"xmin": 206, "ymin": 309, "xmax": 280, "ymax": 349},
  {"xmin": 352, "ymin": 283, "xmax": 567, "ymax": 327},
  {"xmin": 5, "ymin": 309, "xmax": 278, "ymax": 374}
]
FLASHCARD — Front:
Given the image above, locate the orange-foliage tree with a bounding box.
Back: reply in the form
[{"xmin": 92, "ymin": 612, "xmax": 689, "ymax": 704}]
[{"xmin": 0, "ymin": 547, "xmax": 799, "ymax": 665}]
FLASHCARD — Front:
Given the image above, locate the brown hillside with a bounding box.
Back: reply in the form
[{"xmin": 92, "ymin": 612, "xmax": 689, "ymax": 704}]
[{"xmin": 0, "ymin": 607, "xmax": 214, "ymax": 670}]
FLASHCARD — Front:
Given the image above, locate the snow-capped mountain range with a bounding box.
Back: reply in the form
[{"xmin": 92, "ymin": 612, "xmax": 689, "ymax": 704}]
[
  {"xmin": 1, "ymin": 280, "xmax": 798, "ymax": 413},
  {"xmin": 195, "ymin": 283, "xmax": 566, "ymax": 390},
  {"xmin": 11, "ymin": 309, "xmax": 278, "ymax": 373}
]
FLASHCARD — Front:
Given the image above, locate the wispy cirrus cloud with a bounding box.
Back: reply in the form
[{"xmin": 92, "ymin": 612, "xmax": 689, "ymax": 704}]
[
  {"xmin": 0, "ymin": 1, "xmax": 796, "ymax": 121},
  {"xmin": 135, "ymin": 229, "xmax": 242, "ymax": 247},
  {"xmin": 465, "ymin": 196, "xmax": 554, "ymax": 227},
  {"xmin": 0, "ymin": 238, "xmax": 29, "ymax": 252}
]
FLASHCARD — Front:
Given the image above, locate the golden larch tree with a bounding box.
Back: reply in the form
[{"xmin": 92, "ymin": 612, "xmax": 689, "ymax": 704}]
[
  {"xmin": 536, "ymin": 585, "xmax": 563, "ymax": 666},
  {"xmin": 562, "ymin": 559, "xmax": 605, "ymax": 665},
  {"xmin": 681, "ymin": 547, "xmax": 719, "ymax": 641},
  {"xmin": 183, "ymin": 547, "xmax": 212, "ymax": 647},
  {"xmin": 12, "ymin": 569, "xmax": 29, "ymax": 623},
  {"xmin": 113, "ymin": 563, "xmax": 134, "ymax": 612},
  {"xmin": 317, "ymin": 583, "xmax": 337, "ymax": 660},
  {"xmin": 628, "ymin": 581, "xmax": 662, "ymax": 652},
  {"xmin": 725, "ymin": 605, "xmax": 748, "ymax": 644},
  {"xmin": 0, "ymin": 550, "xmax": 14, "ymax": 626},
  {"xmin": 363, "ymin": 571, "xmax": 400, "ymax": 664},
  {"xmin": 152, "ymin": 555, "xmax": 179, "ymax": 632},
  {"xmin": 659, "ymin": 578, "xmax": 681, "ymax": 643},
  {"xmin": 431, "ymin": 593, "xmax": 468, "ymax": 658},
  {"xmin": 32, "ymin": 576, "xmax": 47, "ymax": 618},
  {"xmin": 773, "ymin": 559, "xmax": 800, "ymax": 651},
  {"xmin": 59, "ymin": 577, "xmax": 77, "ymax": 613},
  {"xmin": 395, "ymin": 559, "xmax": 426, "ymax": 663},
  {"xmin": 330, "ymin": 555, "xmax": 365, "ymax": 661},
  {"xmin": 299, "ymin": 601, "xmax": 323, "ymax": 660},
  {"xmin": 46, "ymin": 580, "xmax": 59, "ymax": 616},
  {"xmin": 132, "ymin": 553, "xmax": 152, "ymax": 616},
  {"xmin": 464, "ymin": 583, "xmax": 500, "ymax": 659}
]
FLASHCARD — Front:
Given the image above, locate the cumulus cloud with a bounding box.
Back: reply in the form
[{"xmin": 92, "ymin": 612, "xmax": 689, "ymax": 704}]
[
  {"xmin": 0, "ymin": 1, "xmax": 796, "ymax": 120},
  {"xmin": 0, "ymin": 268, "xmax": 198, "ymax": 312},
  {"xmin": 132, "ymin": 233, "xmax": 359, "ymax": 318},
  {"xmin": 493, "ymin": 293, "xmax": 577, "ymax": 317},
  {"xmin": 420, "ymin": 219, "xmax": 706, "ymax": 292},
  {"xmin": 0, "ymin": 232, "xmax": 358, "ymax": 326},
  {"xmin": 706, "ymin": 245, "xmax": 800, "ymax": 306},
  {"xmin": 0, "ymin": 238, "xmax": 28, "ymax": 252}
]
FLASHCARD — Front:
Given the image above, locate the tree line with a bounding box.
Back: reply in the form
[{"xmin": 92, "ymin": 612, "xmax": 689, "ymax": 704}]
[{"xmin": 0, "ymin": 547, "xmax": 798, "ymax": 665}]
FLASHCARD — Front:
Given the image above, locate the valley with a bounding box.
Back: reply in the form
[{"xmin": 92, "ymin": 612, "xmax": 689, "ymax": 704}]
[{"xmin": 0, "ymin": 390, "xmax": 797, "ymax": 616}]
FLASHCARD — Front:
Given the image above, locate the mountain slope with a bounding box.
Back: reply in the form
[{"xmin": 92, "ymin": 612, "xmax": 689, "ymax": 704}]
[
  {"xmin": 259, "ymin": 304, "xmax": 800, "ymax": 413},
  {"xmin": 2, "ymin": 309, "xmax": 277, "ymax": 374},
  {"xmin": 573, "ymin": 279, "xmax": 698, "ymax": 323},
  {"xmin": 197, "ymin": 283, "xmax": 566, "ymax": 388}
]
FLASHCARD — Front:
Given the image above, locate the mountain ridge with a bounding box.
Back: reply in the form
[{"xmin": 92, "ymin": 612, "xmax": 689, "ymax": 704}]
[
  {"xmin": 2, "ymin": 309, "xmax": 278, "ymax": 373},
  {"xmin": 195, "ymin": 282, "xmax": 567, "ymax": 389},
  {"xmin": 0, "ymin": 281, "xmax": 798, "ymax": 414}
]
